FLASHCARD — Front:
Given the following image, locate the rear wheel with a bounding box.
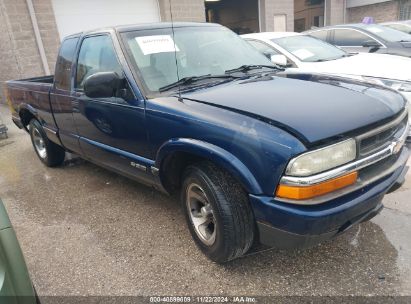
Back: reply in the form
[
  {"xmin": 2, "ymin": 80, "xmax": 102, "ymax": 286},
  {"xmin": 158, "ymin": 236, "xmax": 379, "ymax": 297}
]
[
  {"xmin": 181, "ymin": 162, "xmax": 254, "ymax": 263},
  {"xmin": 29, "ymin": 119, "xmax": 65, "ymax": 167}
]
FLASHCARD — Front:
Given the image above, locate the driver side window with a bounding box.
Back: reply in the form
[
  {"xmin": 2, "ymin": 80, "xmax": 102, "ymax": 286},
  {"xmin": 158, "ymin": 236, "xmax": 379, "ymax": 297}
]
[{"xmin": 76, "ymin": 35, "xmax": 123, "ymax": 90}]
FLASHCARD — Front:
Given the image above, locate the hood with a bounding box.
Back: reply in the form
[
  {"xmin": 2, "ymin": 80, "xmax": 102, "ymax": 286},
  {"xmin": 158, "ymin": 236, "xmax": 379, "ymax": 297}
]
[
  {"xmin": 181, "ymin": 75, "xmax": 405, "ymax": 144},
  {"xmin": 299, "ymin": 53, "xmax": 411, "ymax": 81}
]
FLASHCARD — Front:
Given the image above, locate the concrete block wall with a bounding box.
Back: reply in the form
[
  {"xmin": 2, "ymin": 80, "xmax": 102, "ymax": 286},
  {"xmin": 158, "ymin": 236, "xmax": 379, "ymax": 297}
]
[
  {"xmin": 326, "ymin": 0, "xmax": 345, "ymax": 25},
  {"xmin": 0, "ymin": 0, "xmax": 43, "ymax": 79},
  {"xmin": 0, "ymin": 6, "xmax": 20, "ymax": 81},
  {"xmin": 348, "ymin": 1, "xmax": 399, "ymax": 23},
  {"xmin": 32, "ymin": 0, "xmax": 61, "ymax": 73},
  {"xmin": 0, "ymin": 0, "xmax": 41, "ymax": 102},
  {"xmin": 261, "ymin": 0, "xmax": 294, "ymax": 32},
  {"xmin": 0, "ymin": 0, "xmax": 60, "ymax": 103},
  {"xmin": 158, "ymin": 0, "xmax": 206, "ymax": 22}
]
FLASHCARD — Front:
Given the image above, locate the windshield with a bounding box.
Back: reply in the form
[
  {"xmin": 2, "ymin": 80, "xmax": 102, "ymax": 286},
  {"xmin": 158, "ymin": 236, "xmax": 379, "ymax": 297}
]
[
  {"xmin": 382, "ymin": 23, "xmax": 411, "ymax": 34},
  {"xmin": 384, "ymin": 23, "xmax": 411, "ymax": 34},
  {"xmin": 273, "ymin": 35, "xmax": 347, "ymax": 62},
  {"xmin": 359, "ymin": 24, "xmax": 411, "ymax": 42},
  {"xmin": 121, "ymin": 25, "xmax": 273, "ymax": 94}
]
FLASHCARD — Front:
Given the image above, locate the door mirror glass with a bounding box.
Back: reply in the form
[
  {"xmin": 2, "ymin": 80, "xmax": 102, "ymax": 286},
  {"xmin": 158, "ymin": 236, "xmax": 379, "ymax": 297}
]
[
  {"xmin": 84, "ymin": 72, "xmax": 122, "ymax": 99},
  {"xmin": 270, "ymin": 54, "xmax": 288, "ymax": 66}
]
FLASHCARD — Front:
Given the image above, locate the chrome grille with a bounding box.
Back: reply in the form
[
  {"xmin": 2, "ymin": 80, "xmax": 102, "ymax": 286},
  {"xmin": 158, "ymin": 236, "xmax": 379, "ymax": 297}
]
[{"xmin": 358, "ymin": 113, "xmax": 408, "ymax": 157}]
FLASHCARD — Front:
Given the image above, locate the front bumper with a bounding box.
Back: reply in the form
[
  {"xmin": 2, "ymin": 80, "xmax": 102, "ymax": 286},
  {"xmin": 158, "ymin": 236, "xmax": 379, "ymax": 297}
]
[{"xmin": 250, "ymin": 146, "xmax": 409, "ymax": 249}]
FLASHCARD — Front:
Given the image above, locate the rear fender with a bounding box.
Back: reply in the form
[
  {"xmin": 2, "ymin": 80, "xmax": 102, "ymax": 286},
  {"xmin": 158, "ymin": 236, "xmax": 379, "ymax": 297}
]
[{"xmin": 18, "ymin": 104, "xmax": 38, "ymax": 131}]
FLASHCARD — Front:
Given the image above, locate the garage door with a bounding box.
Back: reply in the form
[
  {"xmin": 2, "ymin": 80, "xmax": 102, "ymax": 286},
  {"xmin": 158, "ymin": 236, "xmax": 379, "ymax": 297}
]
[{"xmin": 51, "ymin": 0, "xmax": 160, "ymax": 40}]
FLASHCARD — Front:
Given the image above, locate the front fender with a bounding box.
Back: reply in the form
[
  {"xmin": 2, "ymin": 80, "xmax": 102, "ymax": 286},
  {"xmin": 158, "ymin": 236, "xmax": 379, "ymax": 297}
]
[{"xmin": 155, "ymin": 138, "xmax": 263, "ymax": 194}]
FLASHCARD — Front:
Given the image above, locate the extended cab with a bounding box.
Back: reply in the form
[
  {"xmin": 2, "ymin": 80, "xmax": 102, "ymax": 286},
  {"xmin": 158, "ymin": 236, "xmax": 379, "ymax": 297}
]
[{"xmin": 5, "ymin": 23, "xmax": 410, "ymax": 263}]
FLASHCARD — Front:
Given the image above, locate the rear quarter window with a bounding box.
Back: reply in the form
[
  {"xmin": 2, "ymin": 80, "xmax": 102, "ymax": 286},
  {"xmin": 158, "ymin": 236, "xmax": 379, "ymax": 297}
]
[{"xmin": 54, "ymin": 37, "xmax": 79, "ymax": 91}]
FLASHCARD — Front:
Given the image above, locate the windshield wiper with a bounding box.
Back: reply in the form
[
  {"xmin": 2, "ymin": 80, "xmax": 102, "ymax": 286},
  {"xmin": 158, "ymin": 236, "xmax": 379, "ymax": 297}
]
[
  {"xmin": 224, "ymin": 64, "xmax": 284, "ymax": 74},
  {"xmin": 159, "ymin": 74, "xmax": 238, "ymax": 92}
]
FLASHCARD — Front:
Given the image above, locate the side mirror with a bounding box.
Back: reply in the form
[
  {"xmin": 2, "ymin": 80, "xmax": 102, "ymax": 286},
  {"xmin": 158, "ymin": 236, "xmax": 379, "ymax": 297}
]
[
  {"xmin": 84, "ymin": 72, "xmax": 122, "ymax": 99},
  {"xmin": 362, "ymin": 40, "xmax": 381, "ymax": 48},
  {"xmin": 270, "ymin": 54, "xmax": 288, "ymax": 67}
]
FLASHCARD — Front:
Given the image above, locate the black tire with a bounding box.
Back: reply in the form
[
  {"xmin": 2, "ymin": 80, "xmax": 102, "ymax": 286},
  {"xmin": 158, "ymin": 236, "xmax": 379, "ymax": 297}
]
[
  {"xmin": 181, "ymin": 162, "xmax": 254, "ymax": 263},
  {"xmin": 34, "ymin": 285, "xmax": 41, "ymax": 304},
  {"xmin": 29, "ymin": 119, "xmax": 65, "ymax": 167}
]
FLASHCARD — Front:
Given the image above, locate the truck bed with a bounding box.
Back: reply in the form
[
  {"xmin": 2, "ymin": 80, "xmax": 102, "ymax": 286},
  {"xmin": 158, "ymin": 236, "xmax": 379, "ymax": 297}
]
[
  {"xmin": 6, "ymin": 75, "xmax": 54, "ymax": 97},
  {"xmin": 5, "ymin": 75, "xmax": 57, "ymax": 137}
]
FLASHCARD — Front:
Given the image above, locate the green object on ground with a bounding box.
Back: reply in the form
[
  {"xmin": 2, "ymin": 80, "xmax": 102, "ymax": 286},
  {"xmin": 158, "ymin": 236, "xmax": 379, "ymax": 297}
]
[{"xmin": 0, "ymin": 199, "xmax": 37, "ymax": 304}]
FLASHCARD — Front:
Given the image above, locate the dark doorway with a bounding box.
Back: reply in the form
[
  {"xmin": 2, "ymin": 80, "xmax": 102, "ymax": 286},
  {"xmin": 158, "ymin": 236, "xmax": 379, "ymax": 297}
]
[{"xmin": 205, "ymin": 0, "xmax": 259, "ymax": 34}]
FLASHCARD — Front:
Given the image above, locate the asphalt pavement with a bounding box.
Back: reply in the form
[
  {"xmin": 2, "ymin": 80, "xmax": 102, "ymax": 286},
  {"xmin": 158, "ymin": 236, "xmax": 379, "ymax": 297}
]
[{"xmin": 1, "ymin": 104, "xmax": 411, "ymax": 298}]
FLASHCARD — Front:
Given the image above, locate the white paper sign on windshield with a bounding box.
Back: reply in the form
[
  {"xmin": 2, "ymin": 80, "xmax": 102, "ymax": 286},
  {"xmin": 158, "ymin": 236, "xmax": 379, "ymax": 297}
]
[
  {"xmin": 135, "ymin": 35, "xmax": 180, "ymax": 55},
  {"xmin": 292, "ymin": 49, "xmax": 314, "ymax": 60}
]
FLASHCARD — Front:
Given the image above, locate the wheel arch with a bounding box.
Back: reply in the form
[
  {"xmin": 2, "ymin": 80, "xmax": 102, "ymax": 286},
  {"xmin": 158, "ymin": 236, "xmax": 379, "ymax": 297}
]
[
  {"xmin": 155, "ymin": 138, "xmax": 262, "ymax": 195},
  {"xmin": 18, "ymin": 104, "xmax": 38, "ymax": 130}
]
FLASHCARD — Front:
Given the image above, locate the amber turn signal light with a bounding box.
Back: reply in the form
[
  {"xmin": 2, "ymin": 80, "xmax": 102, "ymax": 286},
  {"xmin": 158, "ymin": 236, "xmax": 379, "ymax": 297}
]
[{"xmin": 276, "ymin": 171, "xmax": 358, "ymax": 200}]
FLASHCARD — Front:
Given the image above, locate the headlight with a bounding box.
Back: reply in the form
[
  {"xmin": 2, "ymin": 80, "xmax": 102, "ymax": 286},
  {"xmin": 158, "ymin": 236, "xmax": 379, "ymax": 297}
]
[
  {"xmin": 286, "ymin": 139, "xmax": 357, "ymax": 176},
  {"xmin": 362, "ymin": 76, "xmax": 411, "ymax": 92}
]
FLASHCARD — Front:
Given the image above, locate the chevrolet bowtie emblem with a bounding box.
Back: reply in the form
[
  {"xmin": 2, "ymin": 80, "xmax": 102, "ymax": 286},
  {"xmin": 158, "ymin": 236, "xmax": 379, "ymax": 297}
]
[{"xmin": 392, "ymin": 138, "xmax": 405, "ymax": 154}]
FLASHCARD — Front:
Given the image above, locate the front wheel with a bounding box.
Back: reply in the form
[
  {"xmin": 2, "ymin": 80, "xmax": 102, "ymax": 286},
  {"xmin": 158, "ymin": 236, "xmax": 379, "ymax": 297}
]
[
  {"xmin": 29, "ymin": 119, "xmax": 65, "ymax": 167},
  {"xmin": 181, "ymin": 162, "xmax": 255, "ymax": 263}
]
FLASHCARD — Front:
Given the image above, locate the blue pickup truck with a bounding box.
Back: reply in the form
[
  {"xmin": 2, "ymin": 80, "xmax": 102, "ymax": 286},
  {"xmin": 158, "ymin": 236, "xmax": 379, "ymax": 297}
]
[{"xmin": 5, "ymin": 22, "xmax": 410, "ymax": 263}]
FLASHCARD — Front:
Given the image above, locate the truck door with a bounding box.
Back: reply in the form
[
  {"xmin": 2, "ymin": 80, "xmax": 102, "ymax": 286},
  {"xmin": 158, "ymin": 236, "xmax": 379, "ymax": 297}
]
[
  {"xmin": 50, "ymin": 36, "xmax": 82, "ymax": 154},
  {"xmin": 72, "ymin": 34, "xmax": 151, "ymax": 182}
]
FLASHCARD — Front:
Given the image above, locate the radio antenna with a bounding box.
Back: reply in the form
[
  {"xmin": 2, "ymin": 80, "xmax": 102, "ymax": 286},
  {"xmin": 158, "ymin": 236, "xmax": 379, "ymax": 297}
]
[{"xmin": 169, "ymin": 0, "xmax": 182, "ymax": 101}]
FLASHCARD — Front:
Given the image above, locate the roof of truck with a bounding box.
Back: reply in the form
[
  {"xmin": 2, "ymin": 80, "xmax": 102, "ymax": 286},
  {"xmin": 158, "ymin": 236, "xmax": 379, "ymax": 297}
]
[{"xmin": 64, "ymin": 22, "xmax": 219, "ymax": 39}]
